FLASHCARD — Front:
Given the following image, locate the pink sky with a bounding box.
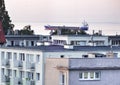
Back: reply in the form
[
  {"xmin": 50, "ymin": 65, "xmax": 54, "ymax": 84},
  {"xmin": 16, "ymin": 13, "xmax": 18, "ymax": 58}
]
[{"xmin": 5, "ymin": 0, "xmax": 120, "ymax": 23}]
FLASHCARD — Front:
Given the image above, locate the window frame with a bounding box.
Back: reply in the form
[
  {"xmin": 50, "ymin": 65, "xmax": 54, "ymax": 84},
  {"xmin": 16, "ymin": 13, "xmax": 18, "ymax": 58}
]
[{"xmin": 79, "ymin": 71, "xmax": 100, "ymax": 80}]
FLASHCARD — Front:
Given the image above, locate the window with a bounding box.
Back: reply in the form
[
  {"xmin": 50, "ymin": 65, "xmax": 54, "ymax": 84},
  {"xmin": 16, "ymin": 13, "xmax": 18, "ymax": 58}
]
[
  {"xmin": 79, "ymin": 72, "xmax": 82, "ymax": 79},
  {"xmin": 26, "ymin": 41, "xmax": 29, "ymax": 46},
  {"xmin": 1, "ymin": 52, "xmax": 5, "ymax": 60},
  {"xmin": 14, "ymin": 70, "xmax": 17, "ymax": 77},
  {"xmin": 36, "ymin": 55, "xmax": 40, "ymax": 63},
  {"xmin": 31, "ymin": 41, "xmax": 34, "ymax": 46},
  {"xmin": 26, "ymin": 54, "xmax": 34, "ymax": 62},
  {"xmin": 60, "ymin": 72, "xmax": 65, "ymax": 85},
  {"xmin": 36, "ymin": 73, "xmax": 40, "ymax": 81},
  {"xmin": 14, "ymin": 53, "xmax": 17, "ymax": 60},
  {"xmin": 20, "ymin": 71, "xmax": 24, "ymax": 78},
  {"xmin": 79, "ymin": 71, "xmax": 100, "ymax": 80},
  {"xmin": 31, "ymin": 73, "xmax": 34, "ymax": 79},
  {"xmin": 2, "ymin": 68, "xmax": 5, "ymax": 75},
  {"xmin": 71, "ymin": 41, "xmax": 74, "ymax": 45},
  {"xmin": 90, "ymin": 72, "xmax": 94, "ymax": 79},
  {"xmin": 84, "ymin": 72, "xmax": 88, "ymax": 79},
  {"xmin": 62, "ymin": 74, "xmax": 65, "ymax": 84},
  {"xmin": 6, "ymin": 52, "xmax": 12, "ymax": 59},
  {"xmin": 95, "ymin": 72, "xmax": 100, "ymax": 79},
  {"xmin": 11, "ymin": 41, "xmax": 14, "ymax": 46},
  {"xmin": 19, "ymin": 53, "xmax": 25, "ymax": 61},
  {"xmin": 7, "ymin": 69, "xmax": 12, "ymax": 76}
]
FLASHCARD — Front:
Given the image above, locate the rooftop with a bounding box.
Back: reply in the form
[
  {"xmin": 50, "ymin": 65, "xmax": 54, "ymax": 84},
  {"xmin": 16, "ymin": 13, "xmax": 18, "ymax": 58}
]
[
  {"xmin": 69, "ymin": 58, "xmax": 120, "ymax": 70},
  {"xmin": 1, "ymin": 45, "xmax": 120, "ymax": 52},
  {"xmin": 5, "ymin": 35, "xmax": 40, "ymax": 40}
]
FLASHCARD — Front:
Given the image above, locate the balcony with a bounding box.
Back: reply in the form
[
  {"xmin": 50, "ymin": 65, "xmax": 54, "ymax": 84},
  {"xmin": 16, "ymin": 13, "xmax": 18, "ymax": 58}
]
[
  {"xmin": 26, "ymin": 62, "xmax": 35, "ymax": 71},
  {"xmin": 30, "ymin": 63, "xmax": 35, "ymax": 71},
  {"xmin": 5, "ymin": 60, "xmax": 10, "ymax": 68},
  {"xmin": 12, "ymin": 77, "xmax": 23, "ymax": 85},
  {"xmin": 2, "ymin": 75, "xmax": 10, "ymax": 84},
  {"xmin": 18, "ymin": 61, "xmax": 23, "ymax": 69},
  {"xmin": 30, "ymin": 80, "xmax": 35, "ymax": 85},
  {"xmin": 26, "ymin": 79, "xmax": 35, "ymax": 85}
]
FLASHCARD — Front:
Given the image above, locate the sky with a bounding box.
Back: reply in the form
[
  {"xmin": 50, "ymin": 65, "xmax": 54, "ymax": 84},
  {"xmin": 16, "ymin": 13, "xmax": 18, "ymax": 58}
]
[{"xmin": 5, "ymin": 0, "xmax": 120, "ymax": 23}]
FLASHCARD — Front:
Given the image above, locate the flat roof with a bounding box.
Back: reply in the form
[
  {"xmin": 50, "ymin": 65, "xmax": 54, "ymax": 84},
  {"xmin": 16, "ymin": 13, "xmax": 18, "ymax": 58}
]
[
  {"xmin": 5, "ymin": 35, "xmax": 40, "ymax": 40},
  {"xmin": 69, "ymin": 58, "xmax": 120, "ymax": 70},
  {"xmin": 1, "ymin": 45, "xmax": 120, "ymax": 52},
  {"xmin": 52, "ymin": 34, "xmax": 107, "ymax": 37}
]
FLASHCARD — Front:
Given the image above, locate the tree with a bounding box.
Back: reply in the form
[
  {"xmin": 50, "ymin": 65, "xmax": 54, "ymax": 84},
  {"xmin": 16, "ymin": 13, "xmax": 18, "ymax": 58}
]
[
  {"xmin": 19, "ymin": 25, "xmax": 34, "ymax": 35},
  {"xmin": 0, "ymin": 0, "xmax": 14, "ymax": 35}
]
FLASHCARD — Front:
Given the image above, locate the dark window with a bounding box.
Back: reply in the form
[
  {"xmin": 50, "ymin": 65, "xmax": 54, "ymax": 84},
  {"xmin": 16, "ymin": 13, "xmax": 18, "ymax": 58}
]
[
  {"xmin": 62, "ymin": 74, "xmax": 65, "ymax": 84},
  {"xmin": 31, "ymin": 41, "xmax": 34, "ymax": 46},
  {"xmin": 11, "ymin": 41, "xmax": 14, "ymax": 46}
]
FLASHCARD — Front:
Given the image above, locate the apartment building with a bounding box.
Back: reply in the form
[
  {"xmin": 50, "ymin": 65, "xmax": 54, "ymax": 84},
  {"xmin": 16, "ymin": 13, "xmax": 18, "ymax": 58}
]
[
  {"xmin": 0, "ymin": 47, "xmax": 43, "ymax": 85},
  {"xmin": 1, "ymin": 45, "xmax": 120, "ymax": 85},
  {"xmin": 1, "ymin": 25, "xmax": 120, "ymax": 85},
  {"xmin": 6, "ymin": 32, "xmax": 120, "ymax": 47},
  {"xmin": 51, "ymin": 35, "xmax": 109, "ymax": 46},
  {"xmin": 5, "ymin": 35, "xmax": 50, "ymax": 47},
  {"xmin": 45, "ymin": 58, "xmax": 120, "ymax": 85}
]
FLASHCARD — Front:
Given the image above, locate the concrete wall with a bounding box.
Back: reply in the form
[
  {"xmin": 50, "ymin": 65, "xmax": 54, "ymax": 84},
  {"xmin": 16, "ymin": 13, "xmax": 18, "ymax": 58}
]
[
  {"xmin": 44, "ymin": 51, "xmax": 108, "ymax": 58},
  {"xmin": 45, "ymin": 58, "xmax": 69, "ymax": 85}
]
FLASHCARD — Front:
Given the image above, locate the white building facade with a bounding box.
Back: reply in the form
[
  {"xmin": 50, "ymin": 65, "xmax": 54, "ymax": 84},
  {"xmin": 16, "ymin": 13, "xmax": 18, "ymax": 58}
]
[
  {"xmin": 51, "ymin": 35, "xmax": 109, "ymax": 46},
  {"xmin": 0, "ymin": 47, "xmax": 43, "ymax": 85}
]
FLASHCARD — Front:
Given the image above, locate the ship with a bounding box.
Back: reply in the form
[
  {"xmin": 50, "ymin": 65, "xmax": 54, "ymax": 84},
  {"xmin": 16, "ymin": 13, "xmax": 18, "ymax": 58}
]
[{"xmin": 44, "ymin": 21, "xmax": 89, "ymax": 31}]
